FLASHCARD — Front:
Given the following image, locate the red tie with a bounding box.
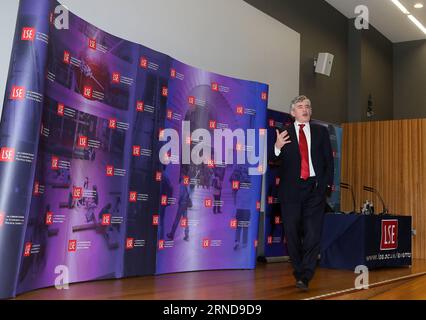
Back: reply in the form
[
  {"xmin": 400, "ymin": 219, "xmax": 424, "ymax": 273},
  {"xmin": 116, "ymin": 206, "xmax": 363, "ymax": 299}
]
[{"xmin": 298, "ymin": 124, "xmax": 310, "ymax": 180}]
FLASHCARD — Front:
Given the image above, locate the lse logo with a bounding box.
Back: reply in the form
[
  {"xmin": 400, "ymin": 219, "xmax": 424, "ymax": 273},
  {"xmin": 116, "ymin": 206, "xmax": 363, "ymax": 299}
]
[
  {"xmin": 204, "ymin": 198, "xmax": 212, "ymax": 208},
  {"xmin": 170, "ymin": 68, "xmax": 176, "ymax": 78},
  {"xmin": 209, "ymin": 120, "xmax": 217, "ymax": 129},
  {"xmin": 34, "ymin": 181, "xmax": 40, "ymax": 196},
  {"xmin": 57, "ymin": 103, "xmax": 65, "ymax": 116},
  {"xmin": 112, "ymin": 72, "xmax": 120, "ymax": 84},
  {"xmin": 158, "ymin": 240, "xmax": 165, "ymax": 250},
  {"xmin": 136, "ymin": 101, "xmax": 144, "ymax": 112},
  {"xmin": 256, "ymin": 201, "xmax": 261, "ymax": 211},
  {"xmin": 72, "ymin": 187, "xmax": 82, "ymax": 200},
  {"xmin": 21, "ymin": 27, "xmax": 35, "ymax": 41},
  {"xmin": 68, "ymin": 240, "xmax": 77, "ymax": 252},
  {"xmin": 380, "ymin": 220, "xmax": 398, "ymax": 250},
  {"xmin": 77, "ymin": 136, "xmax": 88, "ymax": 148},
  {"xmin": 267, "ymin": 236, "xmax": 273, "ymax": 244},
  {"xmin": 129, "ymin": 191, "xmax": 137, "ymax": 203},
  {"xmin": 0, "ymin": 147, "xmax": 15, "ymax": 162},
  {"xmin": 106, "ymin": 165, "xmax": 114, "ymax": 177},
  {"xmin": 24, "ymin": 242, "xmax": 32, "ymax": 257},
  {"xmin": 88, "ymin": 38, "xmax": 96, "ymax": 50},
  {"xmin": 0, "ymin": 212, "xmax": 5, "ymax": 226},
  {"xmin": 261, "ymin": 92, "xmax": 268, "ymax": 101},
  {"xmin": 275, "ymin": 177, "xmax": 280, "ymax": 186},
  {"xmin": 140, "ymin": 57, "xmax": 148, "ymax": 68},
  {"xmin": 188, "ymin": 96, "xmax": 195, "ymax": 105},
  {"xmin": 46, "ymin": 212, "xmax": 53, "ymax": 225},
  {"xmin": 236, "ymin": 105, "xmax": 244, "ymax": 115},
  {"xmin": 10, "ymin": 86, "xmax": 25, "ymax": 100},
  {"xmin": 101, "ymin": 214, "xmax": 111, "ymax": 226},
  {"xmin": 230, "ymin": 219, "xmax": 237, "ymax": 229},
  {"xmin": 202, "ymin": 238, "xmax": 210, "ymax": 248},
  {"xmin": 183, "ymin": 176, "xmax": 190, "ymax": 186},
  {"xmin": 180, "ymin": 217, "xmax": 188, "ymax": 228},
  {"xmin": 161, "ymin": 195, "xmax": 168, "ymax": 206},
  {"xmin": 211, "ymin": 82, "xmax": 219, "ymax": 91},
  {"xmin": 207, "ymin": 160, "xmax": 215, "ymax": 168},
  {"xmin": 152, "ymin": 215, "xmax": 159, "ymax": 226},
  {"xmin": 126, "ymin": 238, "xmax": 134, "ymax": 250},
  {"xmin": 274, "ymin": 216, "xmax": 281, "ymax": 225},
  {"xmin": 268, "ymin": 196, "xmax": 273, "ymax": 204},
  {"xmin": 51, "ymin": 156, "xmax": 59, "ymax": 170},
  {"xmin": 268, "ymin": 119, "xmax": 275, "ymax": 127},
  {"xmin": 155, "ymin": 171, "xmax": 162, "ymax": 182},
  {"xmin": 109, "ymin": 119, "xmax": 117, "ymax": 129},
  {"xmin": 232, "ymin": 180, "xmax": 240, "ymax": 190},
  {"xmin": 166, "ymin": 109, "xmax": 173, "ymax": 120},
  {"xmin": 83, "ymin": 86, "xmax": 93, "ymax": 99},
  {"xmin": 63, "ymin": 50, "xmax": 70, "ymax": 64},
  {"xmin": 162, "ymin": 87, "xmax": 168, "ymax": 97},
  {"xmin": 133, "ymin": 145, "xmax": 141, "ymax": 157}
]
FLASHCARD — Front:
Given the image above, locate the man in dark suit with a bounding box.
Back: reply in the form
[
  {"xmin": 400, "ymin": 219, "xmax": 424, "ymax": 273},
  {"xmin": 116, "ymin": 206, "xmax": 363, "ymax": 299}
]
[{"xmin": 271, "ymin": 95, "xmax": 334, "ymax": 291}]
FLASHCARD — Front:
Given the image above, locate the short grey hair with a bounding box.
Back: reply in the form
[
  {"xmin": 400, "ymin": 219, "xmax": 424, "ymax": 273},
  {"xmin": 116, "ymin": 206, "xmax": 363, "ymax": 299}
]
[{"xmin": 290, "ymin": 95, "xmax": 311, "ymax": 111}]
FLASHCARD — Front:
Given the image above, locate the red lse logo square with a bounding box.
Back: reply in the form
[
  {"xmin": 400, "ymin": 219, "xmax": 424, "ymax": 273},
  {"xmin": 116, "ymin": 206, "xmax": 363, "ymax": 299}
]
[
  {"xmin": 109, "ymin": 119, "xmax": 117, "ymax": 129},
  {"xmin": 261, "ymin": 92, "xmax": 268, "ymax": 100},
  {"xmin": 268, "ymin": 196, "xmax": 273, "ymax": 204},
  {"xmin": 0, "ymin": 212, "xmax": 5, "ymax": 226},
  {"xmin": 158, "ymin": 240, "xmax": 165, "ymax": 250},
  {"xmin": 101, "ymin": 214, "xmax": 111, "ymax": 226},
  {"xmin": 77, "ymin": 136, "xmax": 88, "ymax": 148},
  {"xmin": 170, "ymin": 68, "xmax": 176, "ymax": 78},
  {"xmin": 45, "ymin": 212, "xmax": 53, "ymax": 225},
  {"xmin": 136, "ymin": 101, "xmax": 144, "ymax": 112},
  {"xmin": 155, "ymin": 171, "xmax": 162, "ymax": 182},
  {"xmin": 129, "ymin": 191, "xmax": 137, "ymax": 202},
  {"xmin": 24, "ymin": 242, "xmax": 32, "ymax": 257},
  {"xmin": 152, "ymin": 215, "xmax": 159, "ymax": 226},
  {"xmin": 256, "ymin": 201, "xmax": 261, "ymax": 211},
  {"xmin": 106, "ymin": 166, "xmax": 114, "ymax": 177},
  {"xmin": 275, "ymin": 216, "xmax": 281, "ymax": 225},
  {"xmin": 209, "ymin": 120, "xmax": 217, "ymax": 129},
  {"xmin": 232, "ymin": 181, "xmax": 240, "ymax": 190},
  {"xmin": 161, "ymin": 195, "xmax": 168, "ymax": 206},
  {"xmin": 207, "ymin": 160, "xmax": 215, "ymax": 168},
  {"xmin": 51, "ymin": 156, "xmax": 59, "ymax": 170},
  {"xmin": 204, "ymin": 199, "xmax": 212, "ymax": 208},
  {"xmin": 236, "ymin": 105, "xmax": 244, "ymax": 115},
  {"xmin": 68, "ymin": 240, "xmax": 77, "ymax": 252},
  {"xmin": 10, "ymin": 86, "xmax": 25, "ymax": 100},
  {"xmin": 269, "ymin": 119, "xmax": 275, "ymax": 128},
  {"xmin": 230, "ymin": 219, "xmax": 237, "ymax": 229},
  {"xmin": 188, "ymin": 96, "xmax": 195, "ymax": 105},
  {"xmin": 381, "ymin": 220, "xmax": 398, "ymax": 250},
  {"xmin": 162, "ymin": 87, "xmax": 168, "ymax": 97},
  {"xmin": 275, "ymin": 177, "xmax": 280, "ymax": 186},
  {"xmin": 57, "ymin": 103, "xmax": 65, "ymax": 116},
  {"xmin": 126, "ymin": 238, "xmax": 134, "ymax": 249},
  {"xmin": 34, "ymin": 181, "xmax": 40, "ymax": 196},
  {"xmin": 166, "ymin": 109, "xmax": 173, "ymax": 120},
  {"xmin": 63, "ymin": 51, "xmax": 70, "ymax": 64},
  {"xmin": 88, "ymin": 38, "xmax": 96, "ymax": 49},
  {"xmin": 112, "ymin": 72, "xmax": 120, "ymax": 84},
  {"xmin": 83, "ymin": 86, "xmax": 92, "ymax": 99},
  {"xmin": 267, "ymin": 236, "xmax": 273, "ymax": 244},
  {"xmin": 202, "ymin": 239, "xmax": 210, "ymax": 248},
  {"xmin": 133, "ymin": 146, "xmax": 141, "ymax": 157},
  {"xmin": 211, "ymin": 82, "xmax": 219, "ymax": 91},
  {"xmin": 180, "ymin": 217, "xmax": 188, "ymax": 227},
  {"xmin": 0, "ymin": 147, "xmax": 15, "ymax": 162},
  {"xmin": 183, "ymin": 176, "xmax": 190, "ymax": 186},
  {"xmin": 73, "ymin": 187, "xmax": 82, "ymax": 199},
  {"xmin": 21, "ymin": 27, "xmax": 35, "ymax": 41},
  {"xmin": 140, "ymin": 57, "xmax": 148, "ymax": 68}
]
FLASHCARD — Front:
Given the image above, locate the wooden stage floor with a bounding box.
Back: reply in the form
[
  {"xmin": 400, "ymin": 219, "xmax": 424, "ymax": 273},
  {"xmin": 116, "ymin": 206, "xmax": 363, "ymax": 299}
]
[{"xmin": 14, "ymin": 259, "xmax": 426, "ymax": 300}]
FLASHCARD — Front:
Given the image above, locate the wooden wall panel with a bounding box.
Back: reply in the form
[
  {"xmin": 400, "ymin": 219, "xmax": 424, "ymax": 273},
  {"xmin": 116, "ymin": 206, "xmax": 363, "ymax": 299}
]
[{"xmin": 341, "ymin": 120, "xmax": 426, "ymax": 259}]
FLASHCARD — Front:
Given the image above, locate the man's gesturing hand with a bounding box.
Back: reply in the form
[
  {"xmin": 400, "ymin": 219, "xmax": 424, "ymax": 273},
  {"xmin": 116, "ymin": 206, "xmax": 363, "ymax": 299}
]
[{"xmin": 275, "ymin": 129, "xmax": 291, "ymax": 150}]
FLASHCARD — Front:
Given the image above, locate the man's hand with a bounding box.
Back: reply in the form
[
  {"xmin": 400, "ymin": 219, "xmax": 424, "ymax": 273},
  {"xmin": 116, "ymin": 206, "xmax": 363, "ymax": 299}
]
[{"xmin": 275, "ymin": 129, "xmax": 291, "ymax": 150}]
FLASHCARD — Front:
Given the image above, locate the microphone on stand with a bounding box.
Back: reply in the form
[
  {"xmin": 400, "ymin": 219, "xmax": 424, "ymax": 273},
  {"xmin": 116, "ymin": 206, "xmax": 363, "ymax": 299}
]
[
  {"xmin": 363, "ymin": 186, "xmax": 389, "ymax": 215},
  {"xmin": 340, "ymin": 182, "xmax": 356, "ymax": 214}
]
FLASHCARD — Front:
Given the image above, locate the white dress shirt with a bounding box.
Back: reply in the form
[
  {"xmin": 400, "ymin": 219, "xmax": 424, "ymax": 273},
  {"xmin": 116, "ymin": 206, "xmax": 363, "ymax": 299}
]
[{"xmin": 274, "ymin": 121, "xmax": 316, "ymax": 177}]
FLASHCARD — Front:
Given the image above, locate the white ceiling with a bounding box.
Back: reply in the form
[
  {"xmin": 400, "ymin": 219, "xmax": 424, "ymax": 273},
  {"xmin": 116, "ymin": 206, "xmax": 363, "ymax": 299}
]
[{"xmin": 325, "ymin": 0, "xmax": 426, "ymax": 43}]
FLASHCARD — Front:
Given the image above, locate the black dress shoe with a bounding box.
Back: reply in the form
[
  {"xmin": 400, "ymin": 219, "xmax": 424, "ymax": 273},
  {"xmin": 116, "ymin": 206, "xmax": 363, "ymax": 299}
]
[{"xmin": 296, "ymin": 280, "xmax": 309, "ymax": 291}]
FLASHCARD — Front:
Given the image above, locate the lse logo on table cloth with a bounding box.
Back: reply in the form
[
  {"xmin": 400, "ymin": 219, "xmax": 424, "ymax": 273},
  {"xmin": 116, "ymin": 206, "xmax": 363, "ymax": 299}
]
[
  {"xmin": 68, "ymin": 240, "xmax": 77, "ymax": 252},
  {"xmin": 45, "ymin": 212, "xmax": 53, "ymax": 225},
  {"xmin": 101, "ymin": 214, "xmax": 111, "ymax": 226},
  {"xmin": 10, "ymin": 86, "xmax": 25, "ymax": 100},
  {"xmin": 21, "ymin": 27, "xmax": 35, "ymax": 41},
  {"xmin": 24, "ymin": 242, "xmax": 32, "ymax": 257},
  {"xmin": 0, "ymin": 212, "xmax": 5, "ymax": 226},
  {"xmin": 126, "ymin": 238, "xmax": 134, "ymax": 250},
  {"xmin": 0, "ymin": 147, "xmax": 15, "ymax": 162},
  {"xmin": 380, "ymin": 220, "xmax": 398, "ymax": 250}
]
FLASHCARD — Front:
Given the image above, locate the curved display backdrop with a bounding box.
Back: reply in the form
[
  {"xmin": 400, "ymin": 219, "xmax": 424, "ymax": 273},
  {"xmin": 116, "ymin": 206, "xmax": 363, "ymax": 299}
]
[{"xmin": 0, "ymin": 0, "xmax": 267, "ymax": 299}]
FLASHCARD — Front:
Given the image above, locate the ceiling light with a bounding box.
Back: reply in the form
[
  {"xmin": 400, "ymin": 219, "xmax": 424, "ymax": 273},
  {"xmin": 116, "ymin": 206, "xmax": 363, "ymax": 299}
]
[
  {"xmin": 391, "ymin": 0, "xmax": 410, "ymax": 14},
  {"xmin": 414, "ymin": 3, "xmax": 424, "ymax": 9},
  {"xmin": 408, "ymin": 14, "xmax": 426, "ymax": 33}
]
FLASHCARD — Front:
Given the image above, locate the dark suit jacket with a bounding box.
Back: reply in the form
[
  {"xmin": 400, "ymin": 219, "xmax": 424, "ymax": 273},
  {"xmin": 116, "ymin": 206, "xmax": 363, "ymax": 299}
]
[{"xmin": 269, "ymin": 122, "xmax": 334, "ymax": 203}]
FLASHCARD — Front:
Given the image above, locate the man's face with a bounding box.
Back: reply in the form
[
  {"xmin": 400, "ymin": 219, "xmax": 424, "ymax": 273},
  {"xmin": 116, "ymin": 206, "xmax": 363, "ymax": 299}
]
[{"xmin": 291, "ymin": 100, "xmax": 312, "ymax": 123}]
